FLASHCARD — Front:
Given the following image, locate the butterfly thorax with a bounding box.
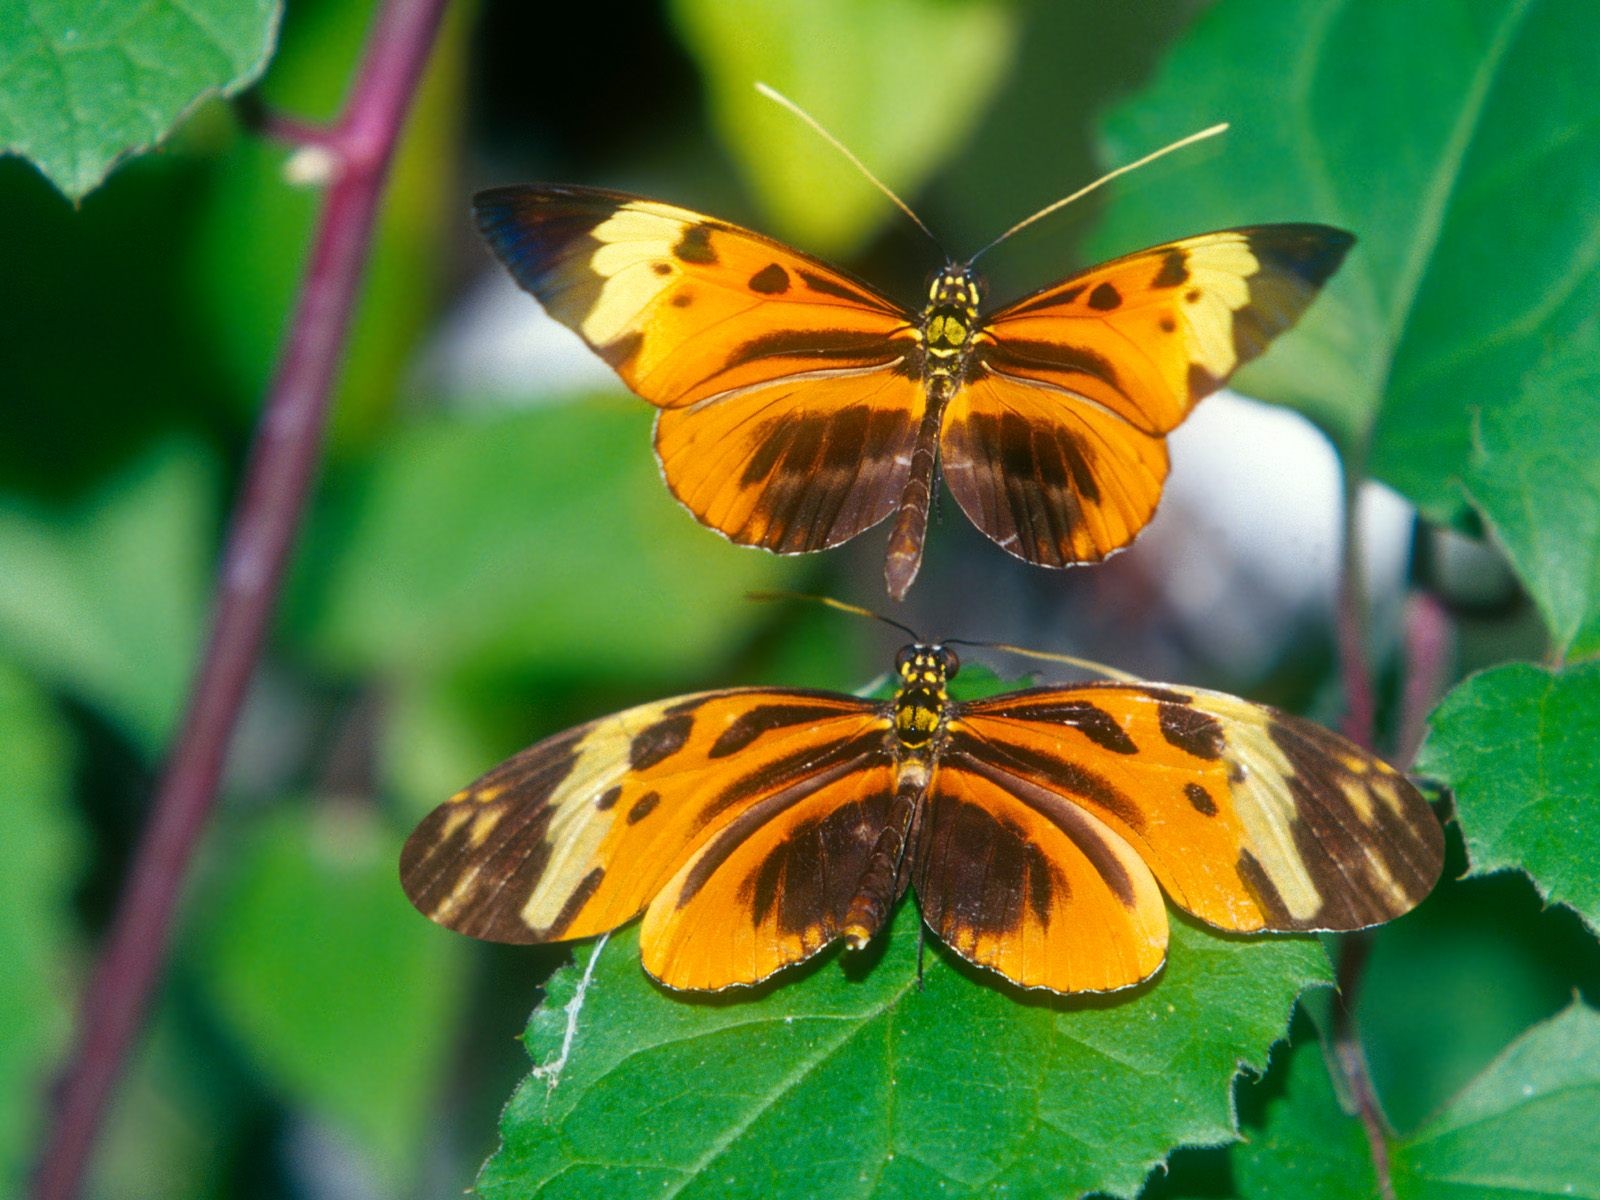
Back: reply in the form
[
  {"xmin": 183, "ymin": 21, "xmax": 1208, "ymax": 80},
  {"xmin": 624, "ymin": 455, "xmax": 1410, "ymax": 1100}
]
[
  {"xmin": 892, "ymin": 643, "xmax": 959, "ymax": 751},
  {"xmin": 918, "ymin": 266, "xmax": 984, "ymax": 382}
]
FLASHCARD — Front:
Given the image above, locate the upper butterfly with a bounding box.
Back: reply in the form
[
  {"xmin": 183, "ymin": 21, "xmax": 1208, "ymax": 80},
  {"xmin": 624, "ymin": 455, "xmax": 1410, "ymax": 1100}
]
[
  {"xmin": 474, "ymin": 181, "xmax": 1352, "ymax": 599},
  {"xmin": 401, "ymin": 637, "xmax": 1442, "ymax": 995}
]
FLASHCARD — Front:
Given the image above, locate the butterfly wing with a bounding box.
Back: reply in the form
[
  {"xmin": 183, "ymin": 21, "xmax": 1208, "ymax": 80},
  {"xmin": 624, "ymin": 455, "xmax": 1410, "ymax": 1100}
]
[
  {"xmin": 947, "ymin": 682, "xmax": 1443, "ymax": 934},
  {"xmin": 400, "ymin": 688, "xmax": 893, "ymax": 987},
  {"xmin": 474, "ymin": 185, "xmax": 925, "ymax": 552},
  {"xmin": 642, "ymin": 755, "xmax": 900, "ymax": 990},
  {"xmin": 942, "ymin": 226, "xmax": 1354, "ymax": 566},
  {"xmin": 915, "ymin": 757, "xmax": 1169, "ymax": 993}
]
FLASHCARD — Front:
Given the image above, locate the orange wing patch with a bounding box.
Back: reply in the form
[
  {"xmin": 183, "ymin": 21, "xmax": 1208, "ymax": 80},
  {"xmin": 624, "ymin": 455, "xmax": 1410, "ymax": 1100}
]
[
  {"xmin": 474, "ymin": 186, "xmax": 916, "ymax": 409},
  {"xmin": 939, "ymin": 370, "xmax": 1170, "ymax": 567},
  {"xmin": 951, "ymin": 683, "xmax": 1443, "ymax": 933},
  {"xmin": 655, "ymin": 367, "xmax": 924, "ymax": 553},
  {"xmin": 399, "ymin": 689, "xmax": 888, "ymax": 958},
  {"xmin": 916, "ymin": 760, "xmax": 1168, "ymax": 993},
  {"xmin": 642, "ymin": 760, "xmax": 899, "ymax": 990},
  {"xmin": 981, "ymin": 226, "xmax": 1354, "ymax": 433}
]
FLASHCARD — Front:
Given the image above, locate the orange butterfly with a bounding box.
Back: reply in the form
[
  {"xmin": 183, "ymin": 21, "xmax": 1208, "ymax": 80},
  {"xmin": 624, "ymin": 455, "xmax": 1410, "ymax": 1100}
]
[
  {"xmin": 474, "ymin": 137, "xmax": 1351, "ymax": 599},
  {"xmin": 400, "ymin": 636, "xmax": 1441, "ymax": 994}
]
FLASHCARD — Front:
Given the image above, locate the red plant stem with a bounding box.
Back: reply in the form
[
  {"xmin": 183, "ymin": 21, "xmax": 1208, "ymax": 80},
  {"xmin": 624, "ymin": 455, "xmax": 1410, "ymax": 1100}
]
[
  {"xmin": 1329, "ymin": 464, "xmax": 1391, "ymax": 1191},
  {"xmin": 1333, "ymin": 932, "xmax": 1396, "ymax": 1200},
  {"xmin": 31, "ymin": 3, "xmax": 449, "ymax": 1197},
  {"xmin": 1397, "ymin": 591, "xmax": 1451, "ymax": 764},
  {"xmin": 1330, "ymin": 515, "xmax": 1451, "ymax": 1200}
]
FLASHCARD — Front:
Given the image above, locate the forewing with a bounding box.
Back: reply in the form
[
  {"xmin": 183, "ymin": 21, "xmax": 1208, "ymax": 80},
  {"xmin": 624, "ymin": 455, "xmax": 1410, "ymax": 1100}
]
[
  {"xmin": 950, "ymin": 683, "xmax": 1444, "ymax": 933},
  {"xmin": 400, "ymin": 689, "xmax": 889, "ymax": 948},
  {"xmin": 642, "ymin": 756, "xmax": 899, "ymax": 990},
  {"xmin": 473, "ymin": 184, "xmax": 919, "ymax": 409},
  {"xmin": 979, "ymin": 225, "xmax": 1354, "ymax": 433},
  {"xmin": 915, "ymin": 759, "xmax": 1168, "ymax": 993},
  {"xmin": 939, "ymin": 369, "xmax": 1169, "ymax": 567}
]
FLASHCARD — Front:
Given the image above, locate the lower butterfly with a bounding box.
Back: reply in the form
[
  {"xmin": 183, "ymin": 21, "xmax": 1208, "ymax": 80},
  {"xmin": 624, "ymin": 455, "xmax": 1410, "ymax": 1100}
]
[{"xmin": 400, "ymin": 639, "xmax": 1444, "ymax": 994}]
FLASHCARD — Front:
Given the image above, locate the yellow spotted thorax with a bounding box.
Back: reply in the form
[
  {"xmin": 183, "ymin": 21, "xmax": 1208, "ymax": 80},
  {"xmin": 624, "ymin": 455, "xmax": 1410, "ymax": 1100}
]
[
  {"xmin": 893, "ymin": 643, "xmax": 959, "ymax": 748},
  {"xmin": 919, "ymin": 266, "xmax": 983, "ymax": 377}
]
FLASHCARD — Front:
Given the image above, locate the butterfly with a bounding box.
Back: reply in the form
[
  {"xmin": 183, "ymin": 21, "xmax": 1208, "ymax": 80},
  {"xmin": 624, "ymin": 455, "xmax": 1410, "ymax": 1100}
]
[
  {"xmin": 400, "ymin": 638, "xmax": 1442, "ymax": 994},
  {"xmin": 473, "ymin": 177, "xmax": 1352, "ymax": 599}
]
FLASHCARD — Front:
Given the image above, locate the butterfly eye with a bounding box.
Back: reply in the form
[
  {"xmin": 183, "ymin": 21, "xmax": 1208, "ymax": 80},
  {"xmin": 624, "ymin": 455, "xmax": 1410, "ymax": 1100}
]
[
  {"xmin": 938, "ymin": 646, "xmax": 960, "ymax": 678},
  {"xmin": 895, "ymin": 646, "xmax": 917, "ymax": 673}
]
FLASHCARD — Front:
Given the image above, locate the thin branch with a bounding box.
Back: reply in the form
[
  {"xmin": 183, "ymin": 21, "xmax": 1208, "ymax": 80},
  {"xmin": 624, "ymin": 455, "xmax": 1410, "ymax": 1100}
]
[
  {"xmin": 1328, "ymin": 458, "xmax": 1393, "ymax": 1194},
  {"xmin": 235, "ymin": 92, "xmax": 336, "ymax": 151},
  {"xmin": 1332, "ymin": 932, "xmax": 1396, "ymax": 1200},
  {"xmin": 30, "ymin": 3, "xmax": 450, "ymax": 1197},
  {"xmin": 1397, "ymin": 590, "xmax": 1452, "ymax": 765},
  {"xmin": 1329, "ymin": 522, "xmax": 1452, "ymax": 1200}
]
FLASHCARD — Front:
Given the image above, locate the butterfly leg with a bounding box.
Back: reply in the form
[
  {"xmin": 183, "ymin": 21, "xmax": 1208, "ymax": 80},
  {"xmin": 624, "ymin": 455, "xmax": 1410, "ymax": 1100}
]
[
  {"xmin": 883, "ymin": 395, "xmax": 946, "ymax": 600},
  {"xmin": 841, "ymin": 767, "xmax": 927, "ymax": 948}
]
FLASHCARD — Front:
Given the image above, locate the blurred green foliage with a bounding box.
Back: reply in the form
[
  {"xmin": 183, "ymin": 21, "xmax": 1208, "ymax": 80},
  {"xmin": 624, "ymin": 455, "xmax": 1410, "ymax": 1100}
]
[{"xmin": 2, "ymin": 1, "xmax": 1598, "ymax": 1197}]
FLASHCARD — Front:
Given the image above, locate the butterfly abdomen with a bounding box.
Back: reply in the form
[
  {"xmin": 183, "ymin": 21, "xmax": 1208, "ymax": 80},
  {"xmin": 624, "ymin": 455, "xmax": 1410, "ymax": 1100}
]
[{"xmin": 841, "ymin": 768, "xmax": 926, "ymax": 948}]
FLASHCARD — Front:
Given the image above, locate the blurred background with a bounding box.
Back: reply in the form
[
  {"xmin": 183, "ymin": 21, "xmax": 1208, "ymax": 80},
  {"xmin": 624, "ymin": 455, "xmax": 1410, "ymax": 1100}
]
[{"xmin": 3, "ymin": 0, "xmax": 1595, "ymax": 1196}]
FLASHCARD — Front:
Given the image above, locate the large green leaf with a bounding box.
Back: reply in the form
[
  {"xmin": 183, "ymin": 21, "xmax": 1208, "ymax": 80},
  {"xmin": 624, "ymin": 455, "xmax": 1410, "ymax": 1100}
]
[
  {"xmin": 479, "ymin": 908, "xmax": 1328, "ymax": 1200},
  {"xmin": 1459, "ymin": 319, "xmax": 1600, "ymax": 659},
  {"xmin": 0, "ymin": 0, "xmax": 281, "ymax": 200},
  {"xmin": 1091, "ymin": 0, "xmax": 1600, "ymax": 508},
  {"xmin": 1237, "ymin": 1005, "xmax": 1600, "ymax": 1199},
  {"xmin": 0, "ymin": 660, "xmax": 80, "ymax": 1189},
  {"xmin": 1416, "ymin": 661, "xmax": 1600, "ymax": 933},
  {"xmin": 194, "ymin": 802, "xmax": 464, "ymax": 1184},
  {"xmin": 0, "ymin": 443, "xmax": 209, "ymax": 751},
  {"xmin": 671, "ymin": 0, "xmax": 1017, "ymax": 256},
  {"xmin": 1395, "ymin": 1003, "xmax": 1600, "ymax": 1198},
  {"xmin": 302, "ymin": 401, "xmax": 803, "ymax": 683}
]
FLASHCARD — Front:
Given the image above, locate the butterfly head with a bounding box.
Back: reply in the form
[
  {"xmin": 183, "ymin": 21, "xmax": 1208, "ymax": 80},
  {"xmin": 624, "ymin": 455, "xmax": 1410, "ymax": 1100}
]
[{"xmin": 893, "ymin": 643, "xmax": 959, "ymax": 747}]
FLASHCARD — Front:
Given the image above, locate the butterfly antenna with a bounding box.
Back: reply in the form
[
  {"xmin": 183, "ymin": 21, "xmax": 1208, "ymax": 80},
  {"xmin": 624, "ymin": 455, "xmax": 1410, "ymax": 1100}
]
[
  {"xmin": 746, "ymin": 590, "xmax": 923, "ymax": 642},
  {"xmin": 942, "ymin": 639, "xmax": 1141, "ymax": 683},
  {"xmin": 967, "ymin": 122, "xmax": 1229, "ymax": 265},
  {"xmin": 755, "ymin": 82, "xmax": 944, "ymax": 253}
]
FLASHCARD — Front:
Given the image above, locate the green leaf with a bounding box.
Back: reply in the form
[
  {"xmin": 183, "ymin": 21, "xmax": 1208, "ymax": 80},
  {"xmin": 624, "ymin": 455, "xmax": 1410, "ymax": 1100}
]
[
  {"xmin": 0, "ymin": 443, "xmax": 210, "ymax": 751},
  {"xmin": 1416, "ymin": 661, "xmax": 1600, "ymax": 933},
  {"xmin": 1234, "ymin": 1035, "xmax": 1376, "ymax": 1200},
  {"xmin": 0, "ymin": 0, "xmax": 281, "ymax": 200},
  {"xmin": 302, "ymin": 401, "xmax": 803, "ymax": 683},
  {"xmin": 1237, "ymin": 1005, "xmax": 1600, "ymax": 1199},
  {"xmin": 0, "ymin": 660, "xmax": 80, "ymax": 1188},
  {"xmin": 479, "ymin": 909, "xmax": 1329, "ymax": 1200},
  {"xmin": 1091, "ymin": 0, "xmax": 1600, "ymax": 493},
  {"xmin": 1460, "ymin": 319, "xmax": 1600, "ymax": 659},
  {"xmin": 671, "ymin": 0, "xmax": 1018, "ymax": 256},
  {"xmin": 193, "ymin": 802, "xmax": 463, "ymax": 1184},
  {"xmin": 1395, "ymin": 1003, "xmax": 1600, "ymax": 1198}
]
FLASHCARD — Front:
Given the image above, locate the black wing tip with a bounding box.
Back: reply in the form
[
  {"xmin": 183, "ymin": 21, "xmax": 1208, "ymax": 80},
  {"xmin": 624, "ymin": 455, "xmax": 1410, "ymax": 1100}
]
[{"xmin": 1246, "ymin": 223, "xmax": 1357, "ymax": 285}]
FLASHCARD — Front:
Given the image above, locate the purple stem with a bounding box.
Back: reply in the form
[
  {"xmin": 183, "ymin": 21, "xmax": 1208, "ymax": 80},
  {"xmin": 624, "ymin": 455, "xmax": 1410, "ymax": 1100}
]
[
  {"xmin": 1330, "ymin": 500, "xmax": 1452, "ymax": 1199},
  {"xmin": 1397, "ymin": 591, "xmax": 1451, "ymax": 765},
  {"xmin": 30, "ymin": 3, "xmax": 450, "ymax": 1197}
]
